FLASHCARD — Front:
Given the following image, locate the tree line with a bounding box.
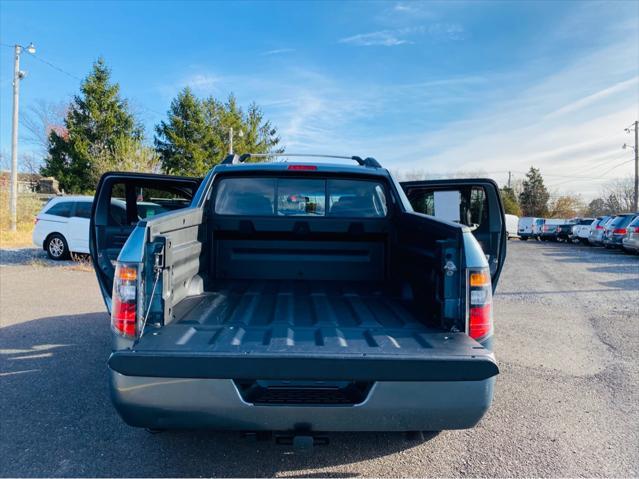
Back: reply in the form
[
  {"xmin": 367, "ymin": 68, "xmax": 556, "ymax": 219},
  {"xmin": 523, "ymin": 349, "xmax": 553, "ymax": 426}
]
[
  {"xmin": 500, "ymin": 167, "xmax": 635, "ymax": 218},
  {"xmin": 39, "ymin": 58, "xmax": 281, "ymax": 193}
]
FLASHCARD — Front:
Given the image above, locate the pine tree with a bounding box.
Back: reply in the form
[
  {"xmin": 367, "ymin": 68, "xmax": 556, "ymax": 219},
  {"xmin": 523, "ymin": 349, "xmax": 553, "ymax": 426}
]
[
  {"xmin": 155, "ymin": 90, "xmax": 282, "ymax": 176},
  {"xmin": 518, "ymin": 167, "xmax": 549, "ymax": 217},
  {"xmin": 41, "ymin": 58, "xmax": 142, "ymax": 192},
  {"xmin": 154, "ymin": 88, "xmax": 214, "ymax": 176}
]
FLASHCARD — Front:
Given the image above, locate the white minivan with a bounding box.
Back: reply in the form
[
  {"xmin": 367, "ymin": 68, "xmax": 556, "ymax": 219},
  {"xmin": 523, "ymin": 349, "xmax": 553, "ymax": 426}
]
[{"xmin": 33, "ymin": 196, "xmax": 94, "ymax": 259}]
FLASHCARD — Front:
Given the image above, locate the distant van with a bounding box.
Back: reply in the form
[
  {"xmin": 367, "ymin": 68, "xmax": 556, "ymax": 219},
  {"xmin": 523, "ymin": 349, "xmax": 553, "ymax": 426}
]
[
  {"xmin": 505, "ymin": 214, "xmax": 519, "ymax": 239},
  {"xmin": 518, "ymin": 217, "xmax": 543, "ymax": 240}
]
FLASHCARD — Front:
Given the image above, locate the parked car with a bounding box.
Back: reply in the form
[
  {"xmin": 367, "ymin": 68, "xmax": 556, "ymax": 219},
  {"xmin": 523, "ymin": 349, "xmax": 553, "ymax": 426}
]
[
  {"xmin": 555, "ymin": 218, "xmax": 580, "ymax": 242},
  {"xmin": 89, "ymin": 156, "xmax": 507, "ymax": 435},
  {"xmin": 505, "ymin": 214, "xmax": 519, "ymax": 239},
  {"xmin": 539, "ymin": 218, "xmax": 565, "ymax": 241},
  {"xmin": 622, "ymin": 215, "xmax": 639, "ymax": 254},
  {"xmin": 603, "ymin": 213, "xmax": 639, "ymax": 249},
  {"xmin": 33, "ymin": 196, "xmax": 95, "ymax": 259},
  {"xmin": 571, "ymin": 218, "xmax": 596, "ymax": 244},
  {"xmin": 589, "ymin": 216, "xmax": 613, "ymax": 246},
  {"xmin": 518, "ymin": 217, "xmax": 543, "ymax": 240}
]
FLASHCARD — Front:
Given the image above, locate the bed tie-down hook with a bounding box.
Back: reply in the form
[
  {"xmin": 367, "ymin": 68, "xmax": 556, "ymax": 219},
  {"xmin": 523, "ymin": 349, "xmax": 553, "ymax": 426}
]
[{"xmin": 443, "ymin": 260, "xmax": 457, "ymax": 276}]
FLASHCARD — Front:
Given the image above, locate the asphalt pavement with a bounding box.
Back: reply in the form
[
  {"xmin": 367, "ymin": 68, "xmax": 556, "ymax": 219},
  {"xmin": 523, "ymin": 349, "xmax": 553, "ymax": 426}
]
[{"xmin": 0, "ymin": 241, "xmax": 637, "ymax": 477}]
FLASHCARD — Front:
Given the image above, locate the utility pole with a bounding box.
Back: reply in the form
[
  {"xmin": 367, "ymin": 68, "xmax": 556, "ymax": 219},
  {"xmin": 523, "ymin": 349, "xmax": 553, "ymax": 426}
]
[
  {"xmin": 228, "ymin": 127, "xmax": 244, "ymax": 155},
  {"xmin": 507, "ymin": 171, "xmax": 512, "ymax": 189},
  {"xmin": 9, "ymin": 42, "xmax": 35, "ymax": 232},
  {"xmin": 634, "ymin": 121, "xmax": 638, "ymax": 212},
  {"xmin": 624, "ymin": 121, "xmax": 639, "ymax": 212},
  {"xmin": 9, "ymin": 45, "xmax": 22, "ymax": 232}
]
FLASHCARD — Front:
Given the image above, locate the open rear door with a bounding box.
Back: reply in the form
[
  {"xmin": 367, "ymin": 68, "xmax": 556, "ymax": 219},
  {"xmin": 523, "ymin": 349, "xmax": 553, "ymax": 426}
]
[
  {"xmin": 401, "ymin": 179, "xmax": 506, "ymax": 289},
  {"xmin": 90, "ymin": 172, "xmax": 201, "ymax": 311}
]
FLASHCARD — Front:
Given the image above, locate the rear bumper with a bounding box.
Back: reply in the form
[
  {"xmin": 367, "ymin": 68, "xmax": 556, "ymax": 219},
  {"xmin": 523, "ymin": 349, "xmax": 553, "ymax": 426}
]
[
  {"xmin": 109, "ymin": 370, "xmax": 496, "ymax": 431},
  {"xmin": 604, "ymin": 235, "xmax": 624, "ymax": 247},
  {"xmin": 622, "ymin": 237, "xmax": 639, "ymax": 251}
]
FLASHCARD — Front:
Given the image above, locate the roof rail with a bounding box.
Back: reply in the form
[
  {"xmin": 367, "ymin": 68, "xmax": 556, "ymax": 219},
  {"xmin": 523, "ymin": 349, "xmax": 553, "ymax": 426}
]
[{"xmin": 221, "ymin": 153, "xmax": 382, "ymax": 168}]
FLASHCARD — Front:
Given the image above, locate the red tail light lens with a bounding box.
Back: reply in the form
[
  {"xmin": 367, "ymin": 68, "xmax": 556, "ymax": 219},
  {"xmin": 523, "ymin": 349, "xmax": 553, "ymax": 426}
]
[
  {"xmin": 633, "ymin": 227, "xmax": 639, "ymax": 233},
  {"xmin": 467, "ymin": 268, "xmax": 493, "ymax": 341},
  {"xmin": 469, "ymin": 304, "xmax": 492, "ymax": 340},
  {"xmin": 112, "ymin": 264, "xmax": 138, "ymax": 338},
  {"xmin": 613, "ymin": 228, "xmax": 627, "ymax": 235},
  {"xmin": 595, "ymin": 225, "xmax": 604, "ymax": 230}
]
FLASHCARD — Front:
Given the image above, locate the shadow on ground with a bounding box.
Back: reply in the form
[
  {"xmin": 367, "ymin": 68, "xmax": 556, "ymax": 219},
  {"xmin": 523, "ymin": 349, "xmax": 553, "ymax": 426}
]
[{"xmin": 0, "ymin": 312, "xmax": 435, "ymax": 478}]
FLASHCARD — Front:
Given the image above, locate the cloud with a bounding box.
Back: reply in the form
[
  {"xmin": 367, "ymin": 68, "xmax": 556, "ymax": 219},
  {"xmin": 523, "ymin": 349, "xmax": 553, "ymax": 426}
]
[
  {"xmin": 339, "ymin": 30, "xmax": 409, "ymax": 47},
  {"xmin": 340, "ymin": 23, "xmax": 465, "ymax": 46},
  {"xmin": 545, "ymin": 76, "xmax": 639, "ymax": 119},
  {"xmin": 262, "ymin": 48, "xmax": 295, "ymax": 56},
  {"xmin": 183, "ymin": 73, "xmax": 220, "ymax": 92}
]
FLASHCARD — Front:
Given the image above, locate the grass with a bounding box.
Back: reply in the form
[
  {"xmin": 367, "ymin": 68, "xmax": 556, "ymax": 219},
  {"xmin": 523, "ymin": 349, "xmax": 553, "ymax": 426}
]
[{"xmin": 0, "ymin": 190, "xmax": 46, "ymax": 248}]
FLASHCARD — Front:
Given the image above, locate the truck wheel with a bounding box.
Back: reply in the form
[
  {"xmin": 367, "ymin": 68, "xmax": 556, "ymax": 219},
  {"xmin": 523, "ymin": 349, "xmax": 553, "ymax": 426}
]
[
  {"xmin": 520, "ymin": 237, "xmax": 528, "ymax": 241},
  {"xmin": 46, "ymin": 234, "xmax": 69, "ymax": 260}
]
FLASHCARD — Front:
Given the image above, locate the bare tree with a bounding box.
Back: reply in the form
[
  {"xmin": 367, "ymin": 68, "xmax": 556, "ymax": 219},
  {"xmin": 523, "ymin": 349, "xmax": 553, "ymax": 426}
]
[
  {"xmin": 20, "ymin": 99, "xmax": 68, "ymax": 155},
  {"xmin": 600, "ymin": 176, "xmax": 634, "ymax": 213}
]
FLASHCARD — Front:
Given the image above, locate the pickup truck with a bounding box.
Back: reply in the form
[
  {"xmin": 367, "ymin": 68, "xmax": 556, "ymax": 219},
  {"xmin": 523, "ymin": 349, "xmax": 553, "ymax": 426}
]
[{"xmin": 89, "ymin": 154, "xmax": 506, "ymax": 435}]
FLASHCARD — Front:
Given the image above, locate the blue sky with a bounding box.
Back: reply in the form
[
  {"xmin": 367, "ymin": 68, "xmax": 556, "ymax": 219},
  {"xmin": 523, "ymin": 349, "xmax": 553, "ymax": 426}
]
[{"xmin": 1, "ymin": 0, "xmax": 638, "ymax": 197}]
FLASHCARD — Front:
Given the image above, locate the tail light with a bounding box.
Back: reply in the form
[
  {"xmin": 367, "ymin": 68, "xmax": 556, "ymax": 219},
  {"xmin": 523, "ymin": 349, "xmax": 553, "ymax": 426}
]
[
  {"xmin": 467, "ymin": 268, "xmax": 493, "ymax": 341},
  {"xmin": 632, "ymin": 226, "xmax": 639, "ymax": 233},
  {"xmin": 613, "ymin": 228, "xmax": 627, "ymax": 235},
  {"xmin": 112, "ymin": 263, "xmax": 139, "ymax": 338},
  {"xmin": 595, "ymin": 225, "xmax": 604, "ymax": 230}
]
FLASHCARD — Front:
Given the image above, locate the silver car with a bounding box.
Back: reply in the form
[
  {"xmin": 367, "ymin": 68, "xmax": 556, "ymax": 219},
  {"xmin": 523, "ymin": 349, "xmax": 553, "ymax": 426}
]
[
  {"xmin": 589, "ymin": 216, "xmax": 613, "ymax": 246},
  {"xmin": 622, "ymin": 216, "xmax": 639, "ymax": 254}
]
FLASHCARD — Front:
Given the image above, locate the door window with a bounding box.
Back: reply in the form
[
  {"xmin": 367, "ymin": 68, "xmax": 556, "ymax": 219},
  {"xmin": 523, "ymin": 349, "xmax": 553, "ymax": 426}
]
[
  {"xmin": 74, "ymin": 201, "xmax": 93, "ymax": 219},
  {"xmin": 108, "ymin": 182, "xmax": 194, "ymax": 226},
  {"xmin": 408, "ymin": 186, "xmax": 487, "ymax": 228}
]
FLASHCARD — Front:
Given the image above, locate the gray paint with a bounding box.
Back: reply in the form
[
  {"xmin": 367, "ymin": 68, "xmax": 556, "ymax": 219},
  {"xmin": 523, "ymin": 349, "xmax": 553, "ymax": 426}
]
[{"xmin": 110, "ymin": 370, "xmax": 495, "ymax": 431}]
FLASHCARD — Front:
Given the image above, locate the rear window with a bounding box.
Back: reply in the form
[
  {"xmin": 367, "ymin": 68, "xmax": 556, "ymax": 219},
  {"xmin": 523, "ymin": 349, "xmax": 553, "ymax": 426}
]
[
  {"xmin": 45, "ymin": 201, "xmax": 73, "ymax": 218},
  {"xmin": 628, "ymin": 216, "xmax": 639, "ymax": 227},
  {"xmin": 214, "ymin": 177, "xmax": 388, "ymax": 217},
  {"xmin": 615, "ymin": 215, "xmax": 637, "ymax": 228}
]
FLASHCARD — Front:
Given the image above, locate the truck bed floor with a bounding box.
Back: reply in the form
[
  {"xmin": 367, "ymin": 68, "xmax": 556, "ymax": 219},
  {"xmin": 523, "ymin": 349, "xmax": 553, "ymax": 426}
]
[{"xmin": 144, "ymin": 279, "xmax": 445, "ymax": 354}]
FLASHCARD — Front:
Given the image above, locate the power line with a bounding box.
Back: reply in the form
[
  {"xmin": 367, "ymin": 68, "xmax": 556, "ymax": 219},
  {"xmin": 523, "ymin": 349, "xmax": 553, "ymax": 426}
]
[
  {"xmin": 30, "ymin": 53, "xmax": 82, "ymax": 81},
  {"xmin": 2, "ymin": 43, "xmax": 164, "ymax": 118}
]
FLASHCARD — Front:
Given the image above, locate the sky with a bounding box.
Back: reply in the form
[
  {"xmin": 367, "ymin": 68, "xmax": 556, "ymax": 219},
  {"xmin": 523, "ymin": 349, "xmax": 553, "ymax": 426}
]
[{"xmin": 1, "ymin": 0, "xmax": 638, "ymax": 199}]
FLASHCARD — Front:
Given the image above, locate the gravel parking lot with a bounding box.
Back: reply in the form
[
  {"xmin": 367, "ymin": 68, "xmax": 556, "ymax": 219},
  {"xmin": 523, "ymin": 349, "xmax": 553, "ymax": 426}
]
[{"xmin": 1, "ymin": 241, "xmax": 637, "ymax": 477}]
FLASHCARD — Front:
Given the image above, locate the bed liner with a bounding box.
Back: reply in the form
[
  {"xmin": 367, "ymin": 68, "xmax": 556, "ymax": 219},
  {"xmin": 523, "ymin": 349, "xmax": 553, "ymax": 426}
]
[{"xmin": 109, "ymin": 280, "xmax": 498, "ymax": 382}]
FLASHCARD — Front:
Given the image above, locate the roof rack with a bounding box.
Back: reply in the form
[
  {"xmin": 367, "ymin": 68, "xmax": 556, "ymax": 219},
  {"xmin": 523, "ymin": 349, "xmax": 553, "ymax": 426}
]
[{"xmin": 221, "ymin": 153, "xmax": 382, "ymax": 168}]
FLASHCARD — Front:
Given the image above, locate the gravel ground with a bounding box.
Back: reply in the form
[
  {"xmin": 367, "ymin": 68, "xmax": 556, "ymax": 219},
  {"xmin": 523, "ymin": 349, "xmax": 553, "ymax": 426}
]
[{"xmin": 0, "ymin": 241, "xmax": 637, "ymax": 477}]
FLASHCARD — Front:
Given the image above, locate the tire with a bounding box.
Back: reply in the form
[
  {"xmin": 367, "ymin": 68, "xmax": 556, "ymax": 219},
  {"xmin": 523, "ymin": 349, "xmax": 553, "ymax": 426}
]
[
  {"xmin": 46, "ymin": 233, "xmax": 69, "ymax": 260},
  {"xmin": 520, "ymin": 237, "xmax": 528, "ymax": 241}
]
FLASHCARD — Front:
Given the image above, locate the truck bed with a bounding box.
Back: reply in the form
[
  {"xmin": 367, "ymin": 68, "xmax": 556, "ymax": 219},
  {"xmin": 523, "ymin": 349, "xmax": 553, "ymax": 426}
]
[{"xmin": 109, "ymin": 279, "xmax": 498, "ymax": 382}]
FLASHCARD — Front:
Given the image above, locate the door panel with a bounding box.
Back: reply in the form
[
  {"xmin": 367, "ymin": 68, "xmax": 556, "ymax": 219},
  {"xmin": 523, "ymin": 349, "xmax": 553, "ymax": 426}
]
[
  {"xmin": 90, "ymin": 172, "xmax": 201, "ymax": 308},
  {"xmin": 401, "ymin": 178, "xmax": 507, "ymax": 288}
]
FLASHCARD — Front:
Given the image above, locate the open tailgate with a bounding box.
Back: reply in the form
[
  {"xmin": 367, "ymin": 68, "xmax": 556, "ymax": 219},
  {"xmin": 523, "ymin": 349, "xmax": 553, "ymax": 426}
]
[{"xmin": 109, "ymin": 325, "xmax": 497, "ymax": 382}]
